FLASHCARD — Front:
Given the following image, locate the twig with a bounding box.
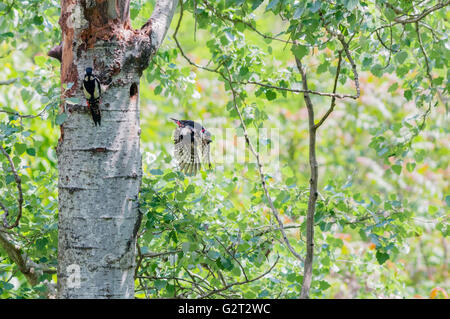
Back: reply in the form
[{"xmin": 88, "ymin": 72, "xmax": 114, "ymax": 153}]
[
  {"xmin": 202, "ymin": 0, "xmax": 294, "ymax": 44},
  {"xmin": 223, "ymin": 66, "xmax": 304, "ymax": 264},
  {"xmin": 215, "ymin": 236, "xmax": 248, "ymax": 281},
  {"xmin": 415, "ymin": 22, "xmax": 446, "ymax": 106},
  {"xmin": 0, "ymin": 106, "xmax": 49, "ymax": 119},
  {"xmin": 238, "ymin": 80, "xmax": 359, "ymax": 99},
  {"xmin": 0, "ymin": 78, "xmax": 17, "ymax": 85},
  {"xmin": 173, "ymin": 0, "xmax": 220, "ymax": 73},
  {"xmin": 315, "ymin": 51, "xmax": 343, "ymax": 129},
  {"xmin": 141, "ymin": 249, "xmax": 182, "ymax": 258},
  {"xmin": 394, "ymin": 0, "xmax": 450, "ymax": 24},
  {"xmin": 199, "ymin": 255, "xmax": 280, "ymax": 298}
]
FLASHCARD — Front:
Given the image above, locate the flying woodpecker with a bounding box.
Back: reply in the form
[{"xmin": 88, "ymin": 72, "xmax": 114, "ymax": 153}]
[
  {"xmin": 82, "ymin": 67, "xmax": 102, "ymax": 126},
  {"xmin": 170, "ymin": 118, "xmax": 212, "ymax": 176}
]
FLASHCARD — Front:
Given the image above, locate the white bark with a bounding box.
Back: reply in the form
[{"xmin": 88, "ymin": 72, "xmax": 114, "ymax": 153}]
[
  {"xmin": 56, "ymin": 0, "xmax": 176, "ymax": 298},
  {"xmin": 148, "ymin": 0, "xmax": 178, "ymax": 52}
]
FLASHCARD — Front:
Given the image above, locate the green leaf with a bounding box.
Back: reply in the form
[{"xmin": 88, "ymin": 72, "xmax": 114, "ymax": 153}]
[
  {"xmin": 406, "ymin": 162, "xmax": 416, "ymax": 172},
  {"xmin": 375, "ymin": 251, "xmax": 389, "ymax": 265},
  {"xmin": 293, "ymin": 3, "xmax": 306, "ymax": 19},
  {"xmin": 391, "ymin": 164, "xmax": 402, "ymax": 175},
  {"xmin": 266, "ymin": 0, "xmax": 280, "ymax": 11},
  {"xmin": 404, "ymin": 90, "xmax": 412, "ymax": 101},
  {"xmin": 265, "ymin": 90, "xmax": 277, "ymax": 101},
  {"xmin": 14, "ymin": 143, "xmax": 27, "ymax": 155},
  {"xmin": 388, "ymin": 82, "xmax": 398, "ymax": 93},
  {"xmin": 34, "ymin": 55, "xmax": 47, "ymax": 67},
  {"xmin": 291, "ymin": 44, "xmax": 309, "ymax": 60},
  {"xmin": 207, "ymin": 250, "xmax": 220, "ymax": 260},
  {"xmin": 55, "ymin": 113, "xmax": 68, "ymax": 125},
  {"xmin": 26, "ymin": 148, "xmax": 36, "ymax": 156},
  {"xmin": 32, "ymin": 16, "xmax": 44, "ymax": 25},
  {"xmin": 318, "ymin": 280, "xmax": 331, "ymax": 290},
  {"xmin": 150, "ymin": 169, "xmax": 163, "ymax": 175},
  {"xmin": 154, "ymin": 280, "xmax": 167, "ymax": 290},
  {"xmin": 21, "ymin": 89, "xmax": 32, "ymax": 103},
  {"xmin": 154, "ymin": 85, "xmax": 162, "ymax": 95},
  {"xmin": 251, "ymin": 0, "xmax": 264, "ymax": 11},
  {"xmin": 370, "ymin": 64, "xmax": 384, "ymax": 77},
  {"xmin": 344, "ymin": 0, "xmax": 358, "ymax": 10},
  {"xmin": 395, "ymin": 51, "xmax": 408, "ymax": 64}
]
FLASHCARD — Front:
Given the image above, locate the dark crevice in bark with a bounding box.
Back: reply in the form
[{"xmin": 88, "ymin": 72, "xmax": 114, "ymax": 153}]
[{"xmin": 130, "ymin": 82, "xmax": 138, "ymax": 97}]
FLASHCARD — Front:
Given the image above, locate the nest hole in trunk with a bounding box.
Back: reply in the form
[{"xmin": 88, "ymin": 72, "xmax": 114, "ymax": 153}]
[{"xmin": 130, "ymin": 82, "xmax": 138, "ymax": 100}]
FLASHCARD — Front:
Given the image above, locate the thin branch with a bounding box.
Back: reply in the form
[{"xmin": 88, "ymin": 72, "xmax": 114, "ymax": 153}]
[
  {"xmin": 223, "ymin": 66, "xmax": 304, "ymax": 264},
  {"xmin": 314, "ymin": 51, "xmax": 343, "ymax": 129},
  {"xmin": 0, "ymin": 145, "xmax": 23, "ymax": 229},
  {"xmin": 202, "ymin": 0, "xmax": 294, "ymax": 44},
  {"xmin": 415, "ymin": 22, "xmax": 447, "ymax": 106},
  {"xmin": 394, "ymin": 0, "xmax": 450, "ymax": 24},
  {"xmin": 370, "ymin": 1, "xmax": 449, "ymax": 35},
  {"xmin": 238, "ymin": 80, "xmax": 359, "ymax": 99},
  {"xmin": 199, "ymin": 255, "xmax": 280, "ymax": 298},
  {"xmin": 415, "ymin": 22, "xmax": 433, "ymax": 84},
  {"xmin": 172, "ymin": 0, "xmax": 220, "ymax": 73},
  {"xmin": 215, "ymin": 236, "xmax": 248, "ymax": 281},
  {"xmin": 0, "ymin": 78, "xmax": 17, "ymax": 86},
  {"xmin": 252, "ymin": 224, "xmax": 301, "ymax": 237},
  {"xmin": 141, "ymin": 249, "xmax": 182, "ymax": 258},
  {"xmin": 0, "ymin": 106, "xmax": 49, "ymax": 119}
]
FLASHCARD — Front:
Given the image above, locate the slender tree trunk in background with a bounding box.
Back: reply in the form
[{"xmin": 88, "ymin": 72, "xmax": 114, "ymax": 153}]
[
  {"xmin": 54, "ymin": 0, "xmax": 176, "ymax": 298},
  {"xmin": 296, "ymin": 58, "xmax": 318, "ymax": 299}
]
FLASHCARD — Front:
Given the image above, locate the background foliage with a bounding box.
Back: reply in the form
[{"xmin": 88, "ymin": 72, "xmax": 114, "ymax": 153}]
[{"xmin": 0, "ymin": 0, "xmax": 448, "ymax": 298}]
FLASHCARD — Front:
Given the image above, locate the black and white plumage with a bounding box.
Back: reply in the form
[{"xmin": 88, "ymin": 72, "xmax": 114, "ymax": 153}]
[
  {"xmin": 82, "ymin": 67, "xmax": 102, "ymax": 126},
  {"xmin": 171, "ymin": 118, "xmax": 212, "ymax": 176}
]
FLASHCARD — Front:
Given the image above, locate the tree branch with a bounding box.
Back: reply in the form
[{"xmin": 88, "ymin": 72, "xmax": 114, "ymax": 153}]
[
  {"xmin": 142, "ymin": 0, "xmax": 178, "ymax": 54},
  {"xmin": 295, "ymin": 57, "xmax": 318, "ymax": 299},
  {"xmin": 199, "ymin": 255, "xmax": 280, "ymax": 298},
  {"xmin": 223, "ymin": 66, "xmax": 304, "ymax": 264},
  {"xmin": 172, "ymin": 0, "xmax": 221, "ymax": 73},
  {"xmin": 0, "ymin": 229, "xmax": 56, "ymax": 296},
  {"xmin": 314, "ymin": 51, "xmax": 343, "ymax": 129},
  {"xmin": 394, "ymin": 0, "xmax": 450, "ymax": 24},
  {"xmin": 0, "ymin": 230, "xmax": 38, "ymax": 285},
  {"xmin": 0, "ymin": 78, "xmax": 17, "ymax": 86}
]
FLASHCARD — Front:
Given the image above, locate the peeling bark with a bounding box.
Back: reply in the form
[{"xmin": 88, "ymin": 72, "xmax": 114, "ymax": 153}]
[{"xmin": 57, "ymin": 0, "xmax": 176, "ymax": 298}]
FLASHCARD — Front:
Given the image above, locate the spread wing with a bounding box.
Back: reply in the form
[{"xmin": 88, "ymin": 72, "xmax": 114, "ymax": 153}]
[
  {"xmin": 201, "ymin": 140, "xmax": 212, "ymax": 170},
  {"xmin": 173, "ymin": 126, "xmax": 202, "ymax": 176}
]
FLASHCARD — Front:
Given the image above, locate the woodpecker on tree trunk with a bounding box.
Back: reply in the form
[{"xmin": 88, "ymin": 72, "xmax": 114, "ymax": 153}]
[
  {"xmin": 171, "ymin": 118, "xmax": 212, "ymax": 176},
  {"xmin": 82, "ymin": 67, "xmax": 102, "ymax": 126}
]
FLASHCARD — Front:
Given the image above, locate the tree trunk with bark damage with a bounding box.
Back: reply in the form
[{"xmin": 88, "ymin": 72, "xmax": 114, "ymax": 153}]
[{"xmin": 51, "ymin": 0, "xmax": 177, "ymax": 299}]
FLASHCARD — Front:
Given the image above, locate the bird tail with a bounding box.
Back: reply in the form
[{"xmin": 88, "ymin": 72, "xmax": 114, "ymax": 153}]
[{"xmin": 89, "ymin": 98, "xmax": 101, "ymax": 126}]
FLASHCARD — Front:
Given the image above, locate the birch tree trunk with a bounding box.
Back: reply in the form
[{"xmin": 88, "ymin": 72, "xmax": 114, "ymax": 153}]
[{"xmin": 53, "ymin": 0, "xmax": 177, "ymax": 299}]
